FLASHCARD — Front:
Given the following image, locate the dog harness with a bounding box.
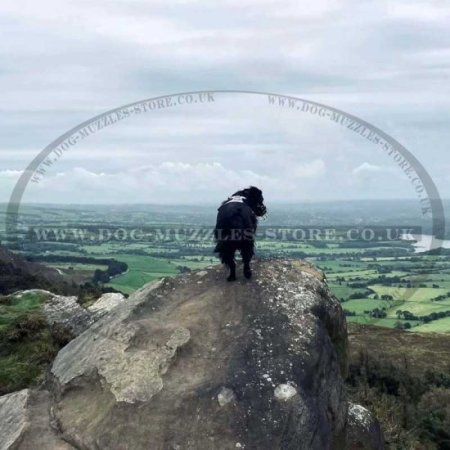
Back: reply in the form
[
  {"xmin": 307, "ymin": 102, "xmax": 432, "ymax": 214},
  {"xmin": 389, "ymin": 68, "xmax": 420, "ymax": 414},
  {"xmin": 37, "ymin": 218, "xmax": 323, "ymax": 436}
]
[{"xmin": 223, "ymin": 195, "xmax": 246, "ymax": 205}]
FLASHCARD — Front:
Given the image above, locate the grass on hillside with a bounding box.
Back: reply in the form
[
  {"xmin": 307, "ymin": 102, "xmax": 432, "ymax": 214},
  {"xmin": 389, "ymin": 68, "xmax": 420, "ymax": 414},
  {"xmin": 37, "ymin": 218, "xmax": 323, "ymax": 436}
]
[
  {"xmin": 413, "ymin": 316, "xmax": 450, "ymax": 333},
  {"xmin": 0, "ymin": 291, "xmax": 73, "ymax": 395}
]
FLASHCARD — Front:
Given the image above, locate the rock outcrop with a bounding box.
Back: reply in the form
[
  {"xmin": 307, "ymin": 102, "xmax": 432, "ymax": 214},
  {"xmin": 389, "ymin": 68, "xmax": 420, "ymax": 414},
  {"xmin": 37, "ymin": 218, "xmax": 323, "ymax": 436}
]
[
  {"xmin": 0, "ymin": 259, "xmax": 384, "ymax": 449},
  {"xmin": 43, "ymin": 293, "xmax": 94, "ymax": 336},
  {"xmin": 87, "ymin": 292, "xmax": 125, "ymax": 316},
  {"xmin": 13, "ymin": 289, "xmax": 127, "ymax": 336},
  {"xmin": 346, "ymin": 403, "xmax": 385, "ymax": 450}
]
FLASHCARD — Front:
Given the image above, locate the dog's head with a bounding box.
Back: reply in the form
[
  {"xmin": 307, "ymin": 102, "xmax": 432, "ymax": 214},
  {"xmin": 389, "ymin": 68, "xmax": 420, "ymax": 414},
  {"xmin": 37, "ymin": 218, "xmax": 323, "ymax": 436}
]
[{"xmin": 234, "ymin": 186, "xmax": 267, "ymax": 217}]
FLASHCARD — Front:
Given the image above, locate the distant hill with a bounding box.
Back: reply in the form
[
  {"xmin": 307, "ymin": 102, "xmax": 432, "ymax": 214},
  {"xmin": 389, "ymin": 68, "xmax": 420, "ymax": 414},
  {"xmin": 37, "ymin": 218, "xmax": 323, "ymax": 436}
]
[{"xmin": 0, "ymin": 245, "xmax": 71, "ymax": 295}]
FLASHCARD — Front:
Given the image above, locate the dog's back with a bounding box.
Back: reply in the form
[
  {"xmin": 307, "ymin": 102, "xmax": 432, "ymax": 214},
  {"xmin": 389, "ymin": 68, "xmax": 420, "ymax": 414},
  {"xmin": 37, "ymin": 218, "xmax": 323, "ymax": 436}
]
[{"xmin": 215, "ymin": 201, "xmax": 256, "ymax": 238}]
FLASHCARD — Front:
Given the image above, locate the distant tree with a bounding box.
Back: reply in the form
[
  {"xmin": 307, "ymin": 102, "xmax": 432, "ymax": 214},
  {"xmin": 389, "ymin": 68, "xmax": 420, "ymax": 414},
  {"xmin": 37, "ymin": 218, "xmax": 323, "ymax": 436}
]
[
  {"xmin": 403, "ymin": 311, "xmax": 419, "ymax": 321},
  {"xmin": 93, "ymin": 269, "xmax": 109, "ymax": 284},
  {"xmin": 370, "ymin": 308, "xmax": 387, "ymax": 318},
  {"xmin": 176, "ymin": 265, "xmax": 191, "ymax": 274}
]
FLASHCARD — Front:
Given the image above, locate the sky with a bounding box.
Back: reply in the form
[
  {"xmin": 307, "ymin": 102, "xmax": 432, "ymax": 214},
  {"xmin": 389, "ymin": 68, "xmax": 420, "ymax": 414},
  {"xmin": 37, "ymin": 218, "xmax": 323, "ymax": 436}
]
[{"xmin": 0, "ymin": 0, "xmax": 449, "ymax": 205}]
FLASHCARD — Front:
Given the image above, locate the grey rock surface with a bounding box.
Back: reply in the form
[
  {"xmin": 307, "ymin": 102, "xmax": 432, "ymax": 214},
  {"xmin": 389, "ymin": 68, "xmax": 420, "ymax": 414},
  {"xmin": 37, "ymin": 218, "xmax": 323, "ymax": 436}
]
[
  {"xmin": 21, "ymin": 289, "xmax": 126, "ymax": 336},
  {"xmin": 346, "ymin": 403, "xmax": 385, "ymax": 450},
  {"xmin": 87, "ymin": 292, "xmax": 125, "ymax": 316},
  {"xmin": 0, "ymin": 389, "xmax": 73, "ymax": 450},
  {"xmin": 0, "ymin": 389, "xmax": 29, "ymax": 450},
  {"xmin": 44, "ymin": 293, "xmax": 94, "ymax": 335}
]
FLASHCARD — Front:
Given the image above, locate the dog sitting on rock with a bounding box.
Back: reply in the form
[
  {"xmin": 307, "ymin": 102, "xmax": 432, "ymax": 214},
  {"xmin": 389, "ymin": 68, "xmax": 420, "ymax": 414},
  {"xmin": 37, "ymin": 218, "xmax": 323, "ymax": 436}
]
[{"xmin": 214, "ymin": 186, "xmax": 267, "ymax": 281}]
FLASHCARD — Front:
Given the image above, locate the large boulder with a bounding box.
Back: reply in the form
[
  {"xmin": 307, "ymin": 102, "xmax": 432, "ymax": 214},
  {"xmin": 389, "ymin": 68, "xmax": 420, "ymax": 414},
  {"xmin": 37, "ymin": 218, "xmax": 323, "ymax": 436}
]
[{"xmin": 1, "ymin": 259, "xmax": 385, "ymax": 449}]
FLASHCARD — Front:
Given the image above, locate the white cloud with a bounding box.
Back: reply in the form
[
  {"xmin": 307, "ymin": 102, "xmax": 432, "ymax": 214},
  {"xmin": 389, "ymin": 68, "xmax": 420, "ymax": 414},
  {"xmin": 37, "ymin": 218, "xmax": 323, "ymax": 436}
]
[
  {"xmin": 19, "ymin": 162, "xmax": 281, "ymax": 204},
  {"xmin": 0, "ymin": 0, "xmax": 449, "ymax": 202},
  {"xmin": 0, "ymin": 169, "xmax": 23, "ymax": 178},
  {"xmin": 387, "ymin": 1, "xmax": 450, "ymax": 22},
  {"xmin": 352, "ymin": 162, "xmax": 395, "ymax": 175},
  {"xmin": 293, "ymin": 159, "xmax": 326, "ymax": 178}
]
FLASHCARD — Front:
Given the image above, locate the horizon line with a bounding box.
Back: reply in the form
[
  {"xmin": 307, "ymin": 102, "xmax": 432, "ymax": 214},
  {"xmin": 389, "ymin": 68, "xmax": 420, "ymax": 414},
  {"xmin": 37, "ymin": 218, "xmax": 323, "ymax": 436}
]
[{"xmin": 1, "ymin": 198, "xmax": 447, "ymax": 207}]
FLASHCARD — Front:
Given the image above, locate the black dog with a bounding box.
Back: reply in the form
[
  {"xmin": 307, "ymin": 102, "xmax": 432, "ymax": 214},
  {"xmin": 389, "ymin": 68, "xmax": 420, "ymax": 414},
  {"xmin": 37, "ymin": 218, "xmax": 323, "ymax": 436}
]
[{"xmin": 214, "ymin": 186, "xmax": 267, "ymax": 281}]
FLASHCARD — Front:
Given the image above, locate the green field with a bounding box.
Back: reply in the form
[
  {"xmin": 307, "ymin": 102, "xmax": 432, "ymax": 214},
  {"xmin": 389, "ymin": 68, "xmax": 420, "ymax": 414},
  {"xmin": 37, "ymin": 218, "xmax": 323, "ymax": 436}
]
[
  {"xmin": 411, "ymin": 316, "xmax": 450, "ymax": 333},
  {"xmin": 33, "ymin": 242, "xmax": 450, "ymax": 332},
  {"xmin": 34, "ymin": 243, "xmax": 450, "ymax": 331},
  {"xmin": 105, "ymin": 255, "xmax": 178, "ymax": 294},
  {"xmin": 346, "ymin": 315, "xmax": 420, "ymax": 328},
  {"xmin": 7, "ymin": 203, "xmax": 450, "ymax": 333},
  {"xmin": 342, "ymin": 298, "xmax": 392, "ymax": 314},
  {"xmin": 104, "ymin": 255, "xmax": 212, "ymax": 294}
]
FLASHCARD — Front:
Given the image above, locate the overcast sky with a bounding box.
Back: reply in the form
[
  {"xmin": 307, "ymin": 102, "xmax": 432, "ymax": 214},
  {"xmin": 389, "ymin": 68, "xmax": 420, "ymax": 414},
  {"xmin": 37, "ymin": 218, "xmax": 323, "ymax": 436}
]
[{"xmin": 1, "ymin": 0, "xmax": 449, "ymax": 205}]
